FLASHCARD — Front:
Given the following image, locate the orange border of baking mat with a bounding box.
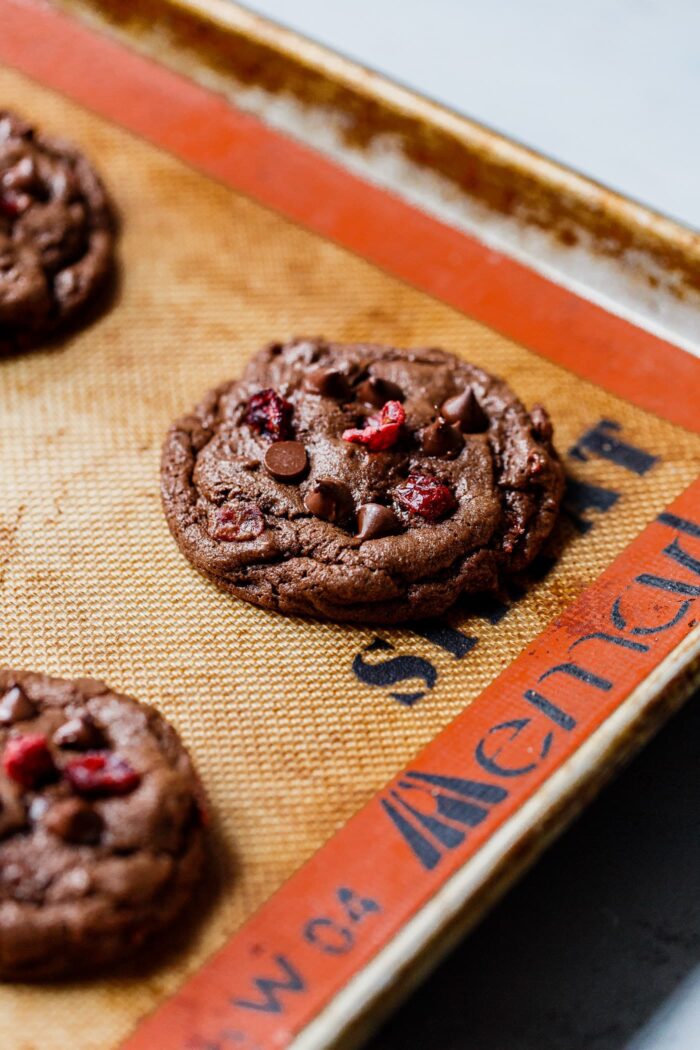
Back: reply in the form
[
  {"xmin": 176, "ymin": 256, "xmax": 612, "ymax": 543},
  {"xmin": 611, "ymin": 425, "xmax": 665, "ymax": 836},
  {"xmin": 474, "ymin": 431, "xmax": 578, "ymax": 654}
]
[
  {"xmin": 1, "ymin": 4, "xmax": 700, "ymax": 1047},
  {"xmin": 120, "ymin": 489, "xmax": 700, "ymax": 1050},
  {"xmin": 0, "ymin": 0, "xmax": 698, "ymax": 433}
]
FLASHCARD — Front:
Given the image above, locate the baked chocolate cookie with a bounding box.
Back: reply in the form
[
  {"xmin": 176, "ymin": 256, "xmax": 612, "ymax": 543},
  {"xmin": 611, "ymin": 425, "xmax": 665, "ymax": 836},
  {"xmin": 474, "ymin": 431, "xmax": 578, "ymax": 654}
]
[
  {"xmin": 0, "ymin": 111, "xmax": 114, "ymax": 354},
  {"xmin": 162, "ymin": 339, "xmax": 564, "ymax": 624},
  {"xmin": 0, "ymin": 670, "xmax": 204, "ymax": 980}
]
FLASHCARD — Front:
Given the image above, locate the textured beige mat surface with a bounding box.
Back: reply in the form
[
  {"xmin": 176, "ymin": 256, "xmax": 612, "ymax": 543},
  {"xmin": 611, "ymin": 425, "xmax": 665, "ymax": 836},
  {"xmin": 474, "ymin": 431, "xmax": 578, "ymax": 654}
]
[{"xmin": 1, "ymin": 65, "xmax": 699, "ymax": 1049}]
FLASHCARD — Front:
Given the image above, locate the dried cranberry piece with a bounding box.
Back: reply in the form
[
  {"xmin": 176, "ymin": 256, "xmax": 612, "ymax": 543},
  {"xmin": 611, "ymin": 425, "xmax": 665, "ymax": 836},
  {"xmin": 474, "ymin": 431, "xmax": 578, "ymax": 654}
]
[
  {"xmin": 2, "ymin": 734, "xmax": 56, "ymax": 788},
  {"xmin": 245, "ymin": 388, "xmax": 294, "ymax": 442},
  {"xmin": 342, "ymin": 400, "xmax": 406, "ymax": 452},
  {"xmin": 64, "ymin": 752, "xmax": 141, "ymax": 797},
  {"xmin": 213, "ymin": 503, "xmax": 265, "ymax": 542},
  {"xmin": 395, "ymin": 474, "xmax": 457, "ymax": 522},
  {"xmin": 527, "ymin": 449, "xmax": 547, "ymax": 475}
]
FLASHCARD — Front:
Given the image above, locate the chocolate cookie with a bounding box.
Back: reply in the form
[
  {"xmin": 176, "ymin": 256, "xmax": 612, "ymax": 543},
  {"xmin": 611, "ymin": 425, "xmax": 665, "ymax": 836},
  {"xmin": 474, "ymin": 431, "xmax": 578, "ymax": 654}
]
[
  {"xmin": 0, "ymin": 111, "xmax": 114, "ymax": 354},
  {"xmin": 0, "ymin": 670, "xmax": 204, "ymax": 980},
  {"xmin": 161, "ymin": 339, "xmax": 565, "ymax": 624}
]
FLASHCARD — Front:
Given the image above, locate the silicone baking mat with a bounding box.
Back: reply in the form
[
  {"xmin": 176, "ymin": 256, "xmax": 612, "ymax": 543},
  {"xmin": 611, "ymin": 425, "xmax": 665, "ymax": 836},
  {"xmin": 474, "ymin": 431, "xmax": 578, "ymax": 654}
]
[{"xmin": 1, "ymin": 5, "xmax": 699, "ymax": 1049}]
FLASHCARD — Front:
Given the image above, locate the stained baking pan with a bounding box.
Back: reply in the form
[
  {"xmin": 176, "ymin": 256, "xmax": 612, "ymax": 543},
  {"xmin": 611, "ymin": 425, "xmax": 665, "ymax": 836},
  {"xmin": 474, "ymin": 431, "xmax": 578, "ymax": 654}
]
[{"xmin": 0, "ymin": 3, "xmax": 699, "ymax": 1049}]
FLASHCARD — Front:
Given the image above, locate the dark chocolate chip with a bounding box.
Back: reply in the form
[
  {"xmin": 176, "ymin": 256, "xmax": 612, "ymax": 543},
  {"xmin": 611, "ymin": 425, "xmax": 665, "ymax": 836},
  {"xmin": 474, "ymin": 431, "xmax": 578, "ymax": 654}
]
[
  {"xmin": 304, "ymin": 480, "xmax": 353, "ymax": 524},
  {"xmin": 264, "ymin": 440, "xmax": 309, "ymax": 482},
  {"xmin": 304, "ymin": 484, "xmax": 336, "ymax": 522},
  {"xmin": 420, "ymin": 418, "xmax": 464, "ymax": 457},
  {"xmin": 0, "ymin": 686, "xmax": 36, "ymax": 725},
  {"xmin": 440, "ymin": 387, "xmax": 489, "ymax": 432},
  {"xmin": 530, "ymin": 404, "xmax": 553, "ymax": 442},
  {"xmin": 356, "ymin": 503, "xmax": 400, "ymax": 541},
  {"xmin": 303, "ymin": 368, "xmax": 350, "ymax": 399},
  {"xmin": 0, "ymin": 114, "xmax": 33, "ymax": 141},
  {"xmin": 53, "ymin": 713, "xmax": 105, "ymax": 751},
  {"xmin": 213, "ymin": 503, "xmax": 265, "ymax": 542},
  {"xmin": 0, "ymin": 781, "xmax": 27, "ymax": 838},
  {"xmin": 2, "ymin": 156, "xmax": 37, "ymax": 193},
  {"xmin": 238, "ymin": 456, "xmax": 260, "ymax": 471},
  {"xmin": 355, "ymin": 375, "xmax": 404, "ymax": 406},
  {"xmin": 45, "ymin": 798, "xmax": 103, "ymax": 844}
]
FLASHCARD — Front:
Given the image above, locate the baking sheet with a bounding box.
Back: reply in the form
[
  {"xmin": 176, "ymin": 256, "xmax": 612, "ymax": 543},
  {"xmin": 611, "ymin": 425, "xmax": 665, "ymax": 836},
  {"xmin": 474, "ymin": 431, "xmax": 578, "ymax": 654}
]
[{"xmin": 1, "ymin": 59, "xmax": 699, "ymax": 1050}]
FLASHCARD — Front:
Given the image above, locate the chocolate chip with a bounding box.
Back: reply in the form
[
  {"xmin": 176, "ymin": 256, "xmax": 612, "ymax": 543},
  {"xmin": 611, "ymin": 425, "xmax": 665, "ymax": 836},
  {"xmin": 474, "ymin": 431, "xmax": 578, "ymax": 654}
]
[
  {"xmin": 303, "ymin": 368, "xmax": 350, "ymax": 399},
  {"xmin": 440, "ymin": 387, "xmax": 489, "ymax": 432},
  {"xmin": 0, "ymin": 686, "xmax": 36, "ymax": 725},
  {"xmin": 213, "ymin": 503, "xmax": 265, "ymax": 542},
  {"xmin": 264, "ymin": 440, "xmax": 309, "ymax": 482},
  {"xmin": 420, "ymin": 418, "xmax": 464, "ymax": 457},
  {"xmin": 45, "ymin": 798, "xmax": 103, "ymax": 844},
  {"xmin": 238, "ymin": 456, "xmax": 259, "ymax": 471},
  {"xmin": 0, "ymin": 114, "xmax": 33, "ymax": 141},
  {"xmin": 304, "ymin": 484, "xmax": 335, "ymax": 521},
  {"xmin": 356, "ymin": 375, "xmax": 404, "ymax": 407},
  {"xmin": 53, "ymin": 713, "xmax": 105, "ymax": 751},
  {"xmin": 0, "ymin": 781, "xmax": 27, "ymax": 838},
  {"xmin": 304, "ymin": 480, "xmax": 353, "ymax": 524},
  {"xmin": 530, "ymin": 404, "xmax": 553, "ymax": 442},
  {"xmin": 356, "ymin": 503, "xmax": 400, "ymax": 541},
  {"xmin": 2, "ymin": 156, "xmax": 37, "ymax": 193}
]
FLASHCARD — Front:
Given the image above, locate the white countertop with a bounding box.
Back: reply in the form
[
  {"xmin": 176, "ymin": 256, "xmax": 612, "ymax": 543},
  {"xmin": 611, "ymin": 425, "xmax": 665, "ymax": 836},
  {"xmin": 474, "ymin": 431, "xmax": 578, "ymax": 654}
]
[
  {"xmin": 247, "ymin": 0, "xmax": 700, "ymax": 232},
  {"xmin": 244, "ymin": 4, "xmax": 700, "ymax": 1048}
]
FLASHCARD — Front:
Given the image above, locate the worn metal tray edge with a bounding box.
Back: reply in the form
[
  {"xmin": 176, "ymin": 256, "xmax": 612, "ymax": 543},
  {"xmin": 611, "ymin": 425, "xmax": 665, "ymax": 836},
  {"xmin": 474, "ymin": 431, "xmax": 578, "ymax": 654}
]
[{"xmin": 52, "ymin": 0, "xmax": 700, "ymax": 318}]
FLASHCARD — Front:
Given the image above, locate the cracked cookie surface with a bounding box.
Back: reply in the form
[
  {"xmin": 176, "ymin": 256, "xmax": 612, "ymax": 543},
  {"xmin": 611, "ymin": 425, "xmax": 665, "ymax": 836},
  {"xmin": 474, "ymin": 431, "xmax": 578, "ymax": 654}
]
[
  {"xmin": 0, "ymin": 111, "xmax": 114, "ymax": 354},
  {"xmin": 161, "ymin": 339, "xmax": 565, "ymax": 624},
  {"xmin": 0, "ymin": 670, "xmax": 204, "ymax": 980}
]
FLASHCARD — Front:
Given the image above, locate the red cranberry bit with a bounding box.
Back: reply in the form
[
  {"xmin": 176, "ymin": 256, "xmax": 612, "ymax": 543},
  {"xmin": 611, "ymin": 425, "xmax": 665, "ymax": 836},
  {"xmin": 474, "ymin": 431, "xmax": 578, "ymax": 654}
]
[
  {"xmin": 213, "ymin": 503, "xmax": 265, "ymax": 542},
  {"xmin": 527, "ymin": 449, "xmax": 547, "ymax": 475},
  {"xmin": 342, "ymin": 400, "xmax": 406, "ymax": 452},
  {"xmin": 245, "ymin": 388, "xmax": 294, "ymax": 442},
  {"xmin": 65, "ymin": 752, "xmax": 141, "ymax": 797},
  {"xmin": 395, "ymin": 474, "xmax": 457, "ymax": 522},
  {"xmin": 2, "ymin": 734, "xmax": 56, "ymax": 788}
]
